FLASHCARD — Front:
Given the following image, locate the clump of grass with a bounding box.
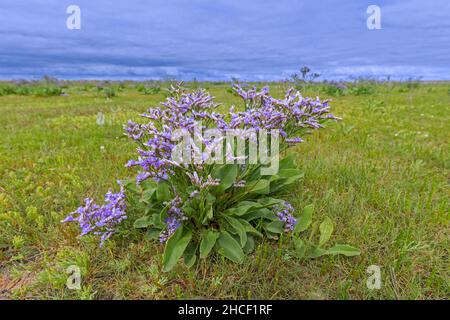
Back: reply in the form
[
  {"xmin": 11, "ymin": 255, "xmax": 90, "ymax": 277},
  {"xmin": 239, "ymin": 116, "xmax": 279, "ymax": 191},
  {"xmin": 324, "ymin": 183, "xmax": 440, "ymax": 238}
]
[
  {"xmin": 96, "ymin": 84, "xmax": 117, "ymax": 99},
  {"xmin": 348, "ymin": 80, "xmax": 377, "ymax": 95},
  {"xmin": 0, "ymin": 79, "xmax": 64, "ymax": 97},
  {"xmin": 136, "ymin": 84, "xmax": 161, "ymax": 95},
  {"xmin": 319, "ymin": 81, "xmax": 347, "ymax": 96}
]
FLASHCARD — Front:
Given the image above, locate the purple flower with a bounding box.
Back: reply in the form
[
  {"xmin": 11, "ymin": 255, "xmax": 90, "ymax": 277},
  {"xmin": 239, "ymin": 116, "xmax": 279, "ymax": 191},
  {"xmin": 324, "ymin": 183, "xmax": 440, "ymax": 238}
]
[
  {"xmin": 62, "ymin": 181, "xmax": 127, "ymax": 246},
  {"xmin": 229, "ymin": 85, "xmax": 339, "ymax": 144},
  {"xmin": 273, "ymin": 201, "xmax": 297, "ymax": 232},
  {"xmin": 159, "ymin": 196, "xmax": 187, "ymax": 243}
]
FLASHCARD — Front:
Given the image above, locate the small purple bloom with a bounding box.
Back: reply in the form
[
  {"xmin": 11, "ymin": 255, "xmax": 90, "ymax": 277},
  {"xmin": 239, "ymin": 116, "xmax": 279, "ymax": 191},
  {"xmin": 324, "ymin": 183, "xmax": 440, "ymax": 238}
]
[
  {"xmin": 62, "ymin": 182, "xmax": 127, "ymax": 246},
  {"xmin": 273, "ymin": 201, "xmax": 297, "ymax": 232}
]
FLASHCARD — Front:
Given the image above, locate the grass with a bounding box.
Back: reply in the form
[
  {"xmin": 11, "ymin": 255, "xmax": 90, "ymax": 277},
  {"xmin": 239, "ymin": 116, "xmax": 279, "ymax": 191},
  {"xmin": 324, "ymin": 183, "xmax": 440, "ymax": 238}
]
[{"xmin": 0, "ymin": 81, "xmax": 448, "ymax": 299}]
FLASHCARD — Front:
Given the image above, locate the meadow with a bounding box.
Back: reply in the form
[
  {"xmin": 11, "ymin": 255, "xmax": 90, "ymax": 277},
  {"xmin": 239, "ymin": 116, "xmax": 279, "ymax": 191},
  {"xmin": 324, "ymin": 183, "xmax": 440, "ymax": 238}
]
[{"xmin": 0, "ymin": 79, "xmax": 448, "ymax": 299}]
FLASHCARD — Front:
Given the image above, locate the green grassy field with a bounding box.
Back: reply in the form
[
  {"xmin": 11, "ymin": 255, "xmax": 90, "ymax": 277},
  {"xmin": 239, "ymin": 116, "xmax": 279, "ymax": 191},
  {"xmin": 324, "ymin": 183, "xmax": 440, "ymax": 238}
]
[{"xmin": 0, "ymin": 81, "xmax": 448, "ymax": 299}]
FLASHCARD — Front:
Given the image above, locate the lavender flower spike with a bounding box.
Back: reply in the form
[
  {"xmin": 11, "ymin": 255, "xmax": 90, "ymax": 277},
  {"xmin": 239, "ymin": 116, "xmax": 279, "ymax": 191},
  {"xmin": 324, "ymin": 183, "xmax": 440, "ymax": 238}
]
[
  {"xmin": 62, "ymin": 181, "xmax": 127, "ymax": 246},
  {"xmin": 273, "ymin": 201, "xmax": 297, "ymax": 232}
]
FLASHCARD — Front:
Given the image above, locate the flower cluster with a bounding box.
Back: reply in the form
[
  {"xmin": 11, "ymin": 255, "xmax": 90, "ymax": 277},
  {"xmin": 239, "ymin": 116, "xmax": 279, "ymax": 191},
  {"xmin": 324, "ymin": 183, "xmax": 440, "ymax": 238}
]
[
  {"xmin": 159, "ymin": 196, "xmax": 187, "ymax": 243},
  {"xmin": 273, "ymin": 201, "xmax": 297, "ymax": 232},
  {"xmin": 229, "ymin": 85, "xmax": 339, "ymax": 144},
  {"xmin": 62, "ymin": 182, "xmax": 127, "ymax": 246},
  {"xmin": 125, "ymin": 83, "xmax": 337, "ymax": 185},
  {"xmin": 186, "ymin": 171, "xmax": 220, "ymax": 188},
  {"xmin": 124, "ymin": 83, "xmax": 228, "ymax": 185},
  {"xmin": 125, "ymin": 121, "xmax": 174, "ymax": 182}
]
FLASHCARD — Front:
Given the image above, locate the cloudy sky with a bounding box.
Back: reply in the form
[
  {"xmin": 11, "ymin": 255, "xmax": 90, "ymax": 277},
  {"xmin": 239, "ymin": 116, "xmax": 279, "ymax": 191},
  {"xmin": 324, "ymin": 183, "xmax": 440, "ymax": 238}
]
[{"xmin": 0, "ymin": 0, "xmax": 449, "ymax": 80}]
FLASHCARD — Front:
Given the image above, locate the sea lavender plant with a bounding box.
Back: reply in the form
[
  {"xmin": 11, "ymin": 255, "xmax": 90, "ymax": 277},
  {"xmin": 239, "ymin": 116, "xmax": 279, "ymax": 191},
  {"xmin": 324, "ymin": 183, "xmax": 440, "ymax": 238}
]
[{"xmin": 65, "ymin": 82, "xmax": 359, "ymax": 270}]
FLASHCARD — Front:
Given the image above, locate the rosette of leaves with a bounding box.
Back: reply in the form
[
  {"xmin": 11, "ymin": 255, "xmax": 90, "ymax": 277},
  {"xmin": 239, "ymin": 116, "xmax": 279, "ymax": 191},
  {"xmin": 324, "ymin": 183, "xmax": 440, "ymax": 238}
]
[
  {"xmin": 291, "ymin": 205, "xmax": 360, "ymax": 259},
  {"xmin": 127, "ymin": 153, "xmax": 359, "ymax": 272}
]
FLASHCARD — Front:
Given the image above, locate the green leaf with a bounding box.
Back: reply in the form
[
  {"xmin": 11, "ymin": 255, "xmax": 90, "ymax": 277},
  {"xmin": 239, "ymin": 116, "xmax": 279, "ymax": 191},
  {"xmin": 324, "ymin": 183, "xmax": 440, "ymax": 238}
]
[
  {"xmin": 279, "ymin": 153, "xmax": 297, "ymax": 170},
  {"xmin": 326, "ymin": 244, "xmax": 360, "ymax": 257},
  {"xmin": 278, "ymin": 168, "xmax": 301, "ymax": 178},
  {"xmin": 265, "ymin": 220, "xmax": 285, "ymax": 233},
  {"xmin": 156, "ymin": 182, "xmax": 171, "ymax": 202},
  {"xmin": 239, "ymin": 219, "xmax": 263, "ymax": 238},
  {"xmin": 213, "ymin": 164, "xmax": 238, "ymax": 192},
  {"xmin": 183, "ymin": 241, "xmax": 198, "ymax": 268},
  {"xmin": 240, "ymin": 208, "xmax": 273, "ymax": 221},
  {"xmin": 217, "ymin": 231, "xmax": 244, "ymax": 263},
  {"xmin": 306, "ymin": 244, "xmax": 360, "ymax": 259},
  {"xmin": 122, "ymin": 179, "xmax": 140, "ymax": 194},
  {"xmin": 133, "ymin": 216, "xmax": 150, "ymax": 228},
  {"xmin": 140, "ymin": 188, "xmax": 156, "ymax": 203},
  {"xmin": 319, "ymin": 216, "xmax": 334, "ymax": 247},
  {"xmin": 225, "ymin": 201, "xmax": 261, "ymax": 216},
  {"xmin": 151, "ymin": 213, "xmax": 165, "ymax": 228},
  {"xmin": 247, "ymin": 179, "xmax": 270, "ymax": 194},
  {"xmin": 201, "ymin": 205, "xmax": 214, "ymax": 225},
  {"xmin": 224, "ymin": 216, "xmax": 247, "ymax": 246},
  {"xmin": 270, "ymin": 172, "xmax": 304, "ymax": 193},
  {"xmin": 162, "ymin": 227, "xmax": 192, "ymax": 272},
  {"xmin": 199, "ymin": 229, "xmax": 219, "ymax": 259},
  {"xmin": 205, "ymin": 193, "xmax": 216, "ymax": 204},
  {"xmin": 306, "ymin": 246, "xmax": 328, "ymax": 259},
  {"xmin": 294, "ymin": 204, "xmax": 314, "ymax": 234},
  {"xmin": 243, "ymin": 235, "xmax": 255, "ymax": 254},
  {"xmin": 144, "ymin": 228, "xmax": 160, "ymax": 240},
  {"xmin": 257, "ymin": 197, "xmax": 284, "ymax": 207},
  {"xmin": 293, "ymin": 238, "xmax": 306, "ymax": 259}
]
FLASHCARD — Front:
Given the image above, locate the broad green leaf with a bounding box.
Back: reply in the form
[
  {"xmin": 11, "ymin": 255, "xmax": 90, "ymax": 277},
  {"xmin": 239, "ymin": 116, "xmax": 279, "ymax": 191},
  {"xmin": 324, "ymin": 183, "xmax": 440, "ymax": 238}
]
[
  {"xmin": 278, "ymin": 168, "xmax": 301, "ymax": 178},
  {"xmin": 201, "ymin": 205, "xmax": 214, "ymax": 225},
  {"xmin": 241, "ymin": 208, "xmax": 273, "ymax": 221},
  {"xmin": 144, "ymin": 204, "xmax": 159, "ymax": 215},
  {"xmin": 224, "ymin": 216, "xmax": 247, "ymax": 246},
  {"xmin": 162, "ymin": 227, "xmax": 192, "ymax": 272},
  {"xmin": 282, "ymin": 172, "xmax": 304, "ymax": 185},
  {"xmin": 144, "ymin": 228, "xmax": 160, "ymax": 240},
  {"xmin": 133, "ymin": 216, "xmax": 150, "ymax": 228},
  {"xmin": 326, "ymin": 244, "xmax": 360, "ymax": 257},
  {"xmin": 257, "ymin": 197, "xmax": 284, "ymax": 207},
  {"xmin": 122, "ymin": 179, "xmax": 140, "ymax": 194},
  {"xmin": 265, "ymin": 220, "xmax": 285, "ymax": 233},
  {"xmin": 239, "ymin": 219, "xmax": 263, "ymax": 238},
  {"xmin": 183, "ymin": 241, "xmax": 198, "ymax": 268},
  {"xmin": 151, "ymin": 213, "xmax": 165, "ymax": 228},
  {"xmin": 199, "ymin": 229, "xmax": 219, "ymax": 259},
  {"xmin": 294, "ymin": 204, "xmax": 314, "ymax": 234},
  {"xmin": 247, "ymin": 179, "xmax": 270, "ymax": 194},
  {"xmin": 293, "ymin": 238, "xmax": 306, "ymax": 259},
  {"xmin": 306, "ymin": 244, "xmax": 360, "ymax": 258},
  {"xmin": 306, "ymin": 246, "xmax": 328, "ymax": 259},
  {"xmin": 217, "ymin": 231, "xmax": 244, "ymax": 263},
  {"xmin": 319, "ymin": 216, "xmax": 334, "ymax": 247},
  {"xmin": 279, "ymin": 153, "xmax": 297, "ymax": 170},
  {"xmin": 156, "ymin": 182, "xmax": 171, "ymax": 202},
  {"xmin": 225, "ymin": 201, "xmax": 261, "ymax": 216},
  {"xmin": 213, "ymin": 164, "xmax": 238, "ymax": 192},
  {"xmin": 243, "ymin": 235, "xmax": 255, "ymax": 254},
  {"xmin": 140, "ymin": 188, "xmax": 156, "ymax": 203},
  {"xmin": 205, "ymin": 193, "xmax": 216, "ymax": 204},
  {"xmin": 270, "ymin": 173, "xmax": 304, "ymax": 193}
]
